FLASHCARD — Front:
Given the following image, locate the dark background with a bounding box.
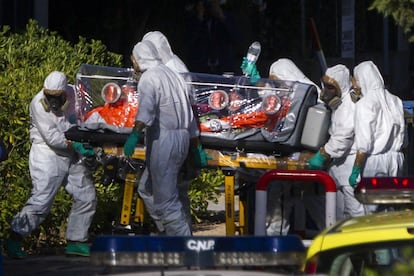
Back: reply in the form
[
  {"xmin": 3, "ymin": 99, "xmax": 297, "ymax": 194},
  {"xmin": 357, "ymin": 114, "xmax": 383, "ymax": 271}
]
[{"xmin": 0, "ymin": 0, "xmax": 410, "ymax": 98}]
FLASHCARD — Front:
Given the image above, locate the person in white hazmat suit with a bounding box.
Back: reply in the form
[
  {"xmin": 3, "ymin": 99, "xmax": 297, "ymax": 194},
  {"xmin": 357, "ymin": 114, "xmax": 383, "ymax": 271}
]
[
  {"xmin": 350, "ymin": 61, "xmax": 405, "ymax": 212},
  {"xmin": 124, "ymin": 40, "xmax": 209, "ymax": 235},
  {"xmin": 235, "ymin": 58, "xmax": 325, "ymax": 236},
  {"xmin": 266, "ymin": 58, "xmax": 325, "ymax": 236},
  {"xmin": 308, "ymin": 64, "xmax": 364, "ymax": 220},
  {"xmin": 141, "ymin": 31, "xmax": 202, "ymax": 229},
  {"xmin": 5, "ymin": 71, "xmax": 97, "ymax": 259}
]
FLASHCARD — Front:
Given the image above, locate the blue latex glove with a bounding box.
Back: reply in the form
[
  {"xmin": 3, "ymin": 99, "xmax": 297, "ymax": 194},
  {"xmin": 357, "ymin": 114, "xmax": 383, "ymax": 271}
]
[
  {"xmin": 72, "ymin": 142, "xmax": 95, "ymax": 156},
  {"xmin": 349, "ymin": 166, "xmax": 362, "ymax": 188},
  {"xmin": 308, "ymin": 150, "xmax": 327, "ymax": 170},
  {"xmin": 123, "ymin": 131, "xmax": 140, "ymax": 156},
  {"xmin": 192, "ymin": 145, "xmax": 212, "ymax": 168}
]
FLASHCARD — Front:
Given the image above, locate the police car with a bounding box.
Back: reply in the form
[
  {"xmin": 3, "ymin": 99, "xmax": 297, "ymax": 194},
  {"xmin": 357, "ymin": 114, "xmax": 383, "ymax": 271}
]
[{"xmin": 304, "ymin": 176, "xmax": 414, "ymax": 275}]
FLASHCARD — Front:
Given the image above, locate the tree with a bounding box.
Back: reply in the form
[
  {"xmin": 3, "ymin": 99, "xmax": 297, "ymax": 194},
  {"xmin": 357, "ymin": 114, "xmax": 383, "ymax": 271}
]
[{"xmin": 369, "ymin": 0, "xmax": 414, "ymax": 42}]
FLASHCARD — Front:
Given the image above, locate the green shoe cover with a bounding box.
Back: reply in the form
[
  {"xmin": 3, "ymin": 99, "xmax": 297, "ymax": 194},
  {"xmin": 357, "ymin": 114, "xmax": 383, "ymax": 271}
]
[
  {"xmin": 65, "ymin": 242, "xmax": 90, "ymax": 257},
  {"xmin": 4, "ymin": 238, "xmax": 25, "ymax": 259}
]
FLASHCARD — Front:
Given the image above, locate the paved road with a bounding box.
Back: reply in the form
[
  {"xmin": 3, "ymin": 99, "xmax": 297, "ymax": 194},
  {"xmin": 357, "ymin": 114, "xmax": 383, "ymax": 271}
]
[
  {"xmin": 3, "ymin": 254, "xmax": 106, "ymax": 275},
  {"xmin": 1, "ymin": 195, "xmax": 231, "ymax": 275}
]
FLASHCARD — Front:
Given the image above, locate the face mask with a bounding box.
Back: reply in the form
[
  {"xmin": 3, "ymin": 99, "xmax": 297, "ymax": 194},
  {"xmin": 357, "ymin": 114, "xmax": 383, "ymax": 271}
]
[
  {"xmin": 41, "ymin": 94, "xmax": 68, "ymax": 112},
  {"xmin": 132, "ymin": 71, "xmax": 142, "ymax": 82},
  {"xmin": 350, "ymin": 77, "xmax": 362, "ymax": 103},
  {"xmin": 320, "ymin": 75, "xmax": 343, "ymax": 110},
  {"xmin": 325, "ymin": 96, "xmax": 342, "ymax": 110},
  {"xmin": 350, "ymin": 89, "xmax": 362, "ymax": 103},
  {"xmin": 320, "ymin": 85, "xmax": 342, "ymax": 110}
]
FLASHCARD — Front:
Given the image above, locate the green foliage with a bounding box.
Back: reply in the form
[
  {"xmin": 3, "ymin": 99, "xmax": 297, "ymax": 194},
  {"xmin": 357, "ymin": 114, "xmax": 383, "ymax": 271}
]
[
  {"xmin": 189, "ymin": 168, "xmax": 223, "ymax": 223},
  {"xmin": 90, "ymin": 181, "xmax": 123, "ymax": 235},
  {"xmin": 0, "ymin": 19, "xmax": 122, "ymax": 247},
  {"xmin": 369, "ymin": 0, "xmax": 414, "ymax": 42}
]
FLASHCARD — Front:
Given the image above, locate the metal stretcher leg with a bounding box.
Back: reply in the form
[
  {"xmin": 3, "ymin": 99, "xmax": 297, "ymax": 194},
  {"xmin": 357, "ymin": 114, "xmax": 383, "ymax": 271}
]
[
  {"xmin": 118, "ymin": 171, "xmax": 146, "ymax": 234},
  {"xmin": 238, "ymin": 196, "xmax": 247, "ymax": 235},
  {"xmin": 223, "ymin": 168, "xmax": 236, "ymax": 235},
  {"xmin": 133, "ymin": 196, "xmax": 145, "ymax": 225},
  {"xmin": 120, "ymin": 173, "xmax": 136, "ymax": 226}
]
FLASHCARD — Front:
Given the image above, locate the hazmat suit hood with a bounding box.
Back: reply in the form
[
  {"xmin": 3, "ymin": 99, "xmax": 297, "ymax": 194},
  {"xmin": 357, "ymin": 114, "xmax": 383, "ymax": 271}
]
[
  {"xmin": 42, "ymin": 71, "xmax": 70, "ymax": 113},
  {"xmin": 43, "ymin": 71, "xmax": 68, "ymax": 95},
  {"xmin": 324, "ymin": 64, "xmax": 351, "ymax": 99},
  {"xmin": 353, "ymin": 60, "xmax": 391, "ymax": 115},
  {"xmin": 132, "ymin": 40, "xmax": 162, "ymax": 72},
  {"xmin": 319, "ymin": 64, "xmax": 352, "ymax": 110},
  {"xmin": 143, "ymin": 31, "xmax": 189, "ymax": 73},
  {"xmin": 269, "ymin": 58, "xmax": 320, "ymax": 90},
  {"xmin": 353, "ymin": 60, "xmax": 384, "ymax": 97},
  {"xmin": 353, "ymin": 60, "xmax": 405, "ymax": 144},
  {"xmin": 143, "ymin": 31, "xmax": 173, "ymax": 64}
]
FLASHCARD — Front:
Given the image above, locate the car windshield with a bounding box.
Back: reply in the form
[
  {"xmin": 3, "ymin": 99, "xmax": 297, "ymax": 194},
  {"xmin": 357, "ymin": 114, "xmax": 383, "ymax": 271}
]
[{"xmin": 316, "ymin": 241, "xmax": 414, "ymax": 275}]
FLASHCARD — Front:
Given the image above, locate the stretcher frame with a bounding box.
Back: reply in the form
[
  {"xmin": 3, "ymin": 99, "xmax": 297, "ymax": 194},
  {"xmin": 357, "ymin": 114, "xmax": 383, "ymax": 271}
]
[{"xmin": 102, "ymin": 145, "xmax": 315, "ymax": 235}]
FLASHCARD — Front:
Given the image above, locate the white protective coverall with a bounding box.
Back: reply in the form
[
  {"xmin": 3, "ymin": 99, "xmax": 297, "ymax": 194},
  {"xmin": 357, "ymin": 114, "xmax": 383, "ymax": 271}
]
[
  {"xmin": 353, "ymin": 61, "xmax": 405, "ymax": 190},
  {"xmin": 264, "ymin": 58, "xmax": 325, "ymax": 236},
  {"xmin": 10, "ymin": 72, "xmax": 96, "ymax": 242},
  {"xmin": 323, "ymin": 65, "xmax": 364, "ymax": 220},
  {"xmin": 132, "ymin": 40, "xmax": 195, "ymax": 235},
  {"xmin": 142, "ymin": 32, "xmax": 199, "ymax": 227}
]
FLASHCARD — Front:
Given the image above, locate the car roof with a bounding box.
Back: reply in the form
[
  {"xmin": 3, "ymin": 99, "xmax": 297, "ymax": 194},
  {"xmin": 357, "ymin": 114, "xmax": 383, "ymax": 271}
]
[
  {"xmin": 330, "ymin": 210, "xmax": 414, "ymax": 233},
  {"xmin": 307, "ymin": 210, "xmax": 414, "ymax": 258}
]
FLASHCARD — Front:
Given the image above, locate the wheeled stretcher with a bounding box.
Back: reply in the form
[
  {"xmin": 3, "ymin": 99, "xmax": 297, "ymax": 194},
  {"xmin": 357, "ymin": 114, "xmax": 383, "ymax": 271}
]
[{"xmin": 65, "ymin": 64, "xmax": 332, "ymax": 235}]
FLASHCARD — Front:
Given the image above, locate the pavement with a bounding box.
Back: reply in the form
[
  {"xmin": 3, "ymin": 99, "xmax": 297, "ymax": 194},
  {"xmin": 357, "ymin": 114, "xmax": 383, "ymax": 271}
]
[
  {"xmin": 2, "ymin": 254, "xmax": 105, "ymax": 276},
  {"xmin": 1, "ymin": 195, "xmax": 230, "ymax": 276},
  {"xmin": 1, "ymin": 194, "xmax": 312, "ymax": 275}
]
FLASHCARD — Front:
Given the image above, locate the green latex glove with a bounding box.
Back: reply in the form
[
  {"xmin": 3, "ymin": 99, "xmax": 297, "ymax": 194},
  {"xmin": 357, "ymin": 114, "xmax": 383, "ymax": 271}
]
[
  {"xmin": 249, "ymin": 66, "xmax": 261, "ymax": 84},
  {"xmin": 72, "ymin": 142, "xmax": 95, "ymax": 156},
  {"xmin": 192, "ymin": 145, "xmax": 212, "ymax": 168},
  {"xmin": 123, "ymin": 131, "xmax": 140, "ymax": 156},
  {"xmin": 240, "ymin": 57, "xmax": 249, "ymax": 73},
  {"xmin": 308, "ymin": 150, "xmax": 327, "ymax": 170},
  {"xmin": 240, "ymin": 57, "xmax": 261, "ymax": 84},
  {"xmin": 349, "ymin": 166, "xmax": 362, "ymax": 188}
]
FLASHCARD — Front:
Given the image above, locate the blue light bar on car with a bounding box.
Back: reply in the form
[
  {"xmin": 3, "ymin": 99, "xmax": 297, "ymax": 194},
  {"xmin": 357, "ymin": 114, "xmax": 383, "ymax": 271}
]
[
  {"xmin": 355, "ymin": 177, "xmax": 414, "ymax": 204},
  {"xmin": 90, "ymin": 235, "xmax": 305, "ymax": 268}
]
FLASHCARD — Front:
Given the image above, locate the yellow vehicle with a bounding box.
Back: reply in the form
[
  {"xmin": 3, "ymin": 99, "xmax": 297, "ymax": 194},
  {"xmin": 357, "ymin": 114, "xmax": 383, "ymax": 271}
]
[{"xmin": 304, "ymin": 176, "xmax": 414, "ymax": 275}]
